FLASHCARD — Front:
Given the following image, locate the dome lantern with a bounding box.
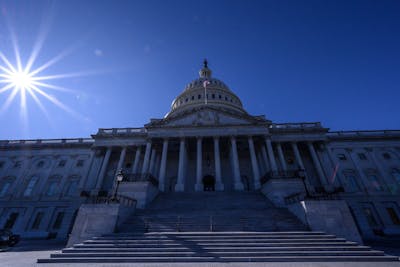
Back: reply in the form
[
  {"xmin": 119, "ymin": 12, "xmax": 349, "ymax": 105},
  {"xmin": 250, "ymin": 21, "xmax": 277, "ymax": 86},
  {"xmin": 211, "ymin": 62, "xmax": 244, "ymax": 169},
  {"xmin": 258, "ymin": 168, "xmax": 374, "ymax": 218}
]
[{"xmin": 199, "ymin": 59, "xmax": 212, "ymax": 79}]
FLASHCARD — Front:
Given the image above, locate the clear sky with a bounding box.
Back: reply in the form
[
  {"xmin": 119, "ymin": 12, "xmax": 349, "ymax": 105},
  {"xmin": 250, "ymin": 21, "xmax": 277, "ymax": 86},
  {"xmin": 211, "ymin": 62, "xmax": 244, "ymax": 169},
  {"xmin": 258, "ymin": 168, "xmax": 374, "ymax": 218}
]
[{"xmin": 0, "ymin": 0, "xmax": 399, "ymax": 140}]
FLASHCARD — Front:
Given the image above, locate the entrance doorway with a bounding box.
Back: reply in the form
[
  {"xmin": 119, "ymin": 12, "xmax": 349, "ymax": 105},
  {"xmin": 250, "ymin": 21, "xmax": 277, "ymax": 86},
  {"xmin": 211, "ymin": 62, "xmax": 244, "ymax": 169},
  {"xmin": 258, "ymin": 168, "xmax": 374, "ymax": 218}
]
[{"xmin": 202, "ymin": 175, "xmax": 215, "ymax": 191}]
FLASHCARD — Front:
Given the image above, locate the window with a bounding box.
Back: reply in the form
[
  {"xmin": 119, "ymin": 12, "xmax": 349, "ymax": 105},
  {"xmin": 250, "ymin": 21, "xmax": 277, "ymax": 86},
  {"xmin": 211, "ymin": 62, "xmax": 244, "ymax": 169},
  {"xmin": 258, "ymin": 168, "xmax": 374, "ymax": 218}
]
[
  {"xmin": 46, "ymin": 181, "xmax": 58, "ymax": 197},
  {"xmin": 198, "ymin": 94, "xmax": 201, "ymax": 99},
  {"xmin": 358, "ymin": 153, "xmax": 367, "ymax": 160},
  {"xmin": 23, "ymin": 176, "xmax": 39, "ymax": 197},
  {"xmin": 225, "ymin": 96, "xmax": 228, "ymax": 101},
  {"xmin": 36, "ymin": 160, "xmax": 45, "ymax": 168},
  {"xmin": 386, "ymin": 208, "xmax": 400, "ymax": 225},
  {"xmin": 0, "ymin": 181, "xmax": 11, "ymax": 197},
  {"xmin": 363, "ymin": 207, "xmax": 379, "ymax": 227},
  {"xmin": 383, "ymin": 153, "xmax": 391, "ymax": 160},
  {"xmin": 76, "ymin": 160, "xmax": 84, "ymax": 167},
  {"xmin": 367, "ymin": 174, "xmax": 382, "ymax": 191},
  {"xmin": 344, "ymin": 174, "xmax": 359, "ymax": 192},
  {"xmin": 52, "ymin": 212, "xmax": 65, "ymax": 229},
  {"xmin": 392, "ymin": 169, "xmax": 400, "ymax": 184},
  {"xmin": 219, "ymin": 95, "xmax": 222, "ymax": 99},
  {"xmin": 191, "ymin": 96, "xmax": 194, "ymax": 100},
  {"xmin": 212, "ymin": 94, "xmax": 215, "ymax": 99},
  {"xmin": 31, "ymin": 212, "xmax": 44, "ymax": 229},
  {"xmin": 0, "ymin": 161, "xmax": 4, "ymax": 168},
  {"xmin": 65, "ymin": 180, "xmax": 78, "ymax": 197},
  {"xmin": 58, "ymin": 160, "xmax": 66, "ymax": 167},
  {"xmin": 3, "ymin": 212, "xmax": 19, "ymax": 229},
  {"xmin": 13, "ymin": 161, "xmax": 22, "ymax": 168},
  {"xmin": 338, "ymin": 154, "xmax": 347, "ymax": 161},
  {"xmin": 185, "ymin": 98, "xmax": 188, "ymax": 102}
]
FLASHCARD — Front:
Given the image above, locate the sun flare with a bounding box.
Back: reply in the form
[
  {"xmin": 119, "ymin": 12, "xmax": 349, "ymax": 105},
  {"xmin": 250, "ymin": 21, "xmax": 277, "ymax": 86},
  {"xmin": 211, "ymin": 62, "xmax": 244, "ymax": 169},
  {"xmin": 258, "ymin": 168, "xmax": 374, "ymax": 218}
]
[{"xmin": 9, "ymin": 71, "xmax": 34, "ymax": 89}]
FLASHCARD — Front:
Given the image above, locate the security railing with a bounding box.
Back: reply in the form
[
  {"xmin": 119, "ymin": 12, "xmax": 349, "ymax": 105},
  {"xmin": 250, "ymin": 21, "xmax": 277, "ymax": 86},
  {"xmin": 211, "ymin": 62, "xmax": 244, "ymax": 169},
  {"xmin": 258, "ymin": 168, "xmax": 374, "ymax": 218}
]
[
  {"xmin": 260, "ymin": 170, "xmax": 298, "ymax": 184},
  {"xmin": 82, "ymin": 192, "xmax": 137, "ymax": 207}
]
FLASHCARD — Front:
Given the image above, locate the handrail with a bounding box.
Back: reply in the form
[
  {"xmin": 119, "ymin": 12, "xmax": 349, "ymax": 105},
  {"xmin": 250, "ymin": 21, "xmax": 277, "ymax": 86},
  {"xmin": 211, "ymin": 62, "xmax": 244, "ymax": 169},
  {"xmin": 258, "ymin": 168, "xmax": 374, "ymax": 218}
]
[
  {"xmin": 260, "ymin": 170, "xmax": 298, "ymax": 184},
  {"xmin": 284, "ymin": 190, "xmax": 342, "ymax": 205}
]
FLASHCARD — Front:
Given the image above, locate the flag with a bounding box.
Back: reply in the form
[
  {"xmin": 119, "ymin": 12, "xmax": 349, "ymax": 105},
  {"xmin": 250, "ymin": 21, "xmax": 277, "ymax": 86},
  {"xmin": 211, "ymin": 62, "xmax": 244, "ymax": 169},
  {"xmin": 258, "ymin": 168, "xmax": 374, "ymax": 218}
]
[
  {"xmin": 203, "ymin": 80, "xmax": 210, "ymax": 104},
  {"xmin": 329, "ymin": 162, "xmax": 339, "ymax": 184}
]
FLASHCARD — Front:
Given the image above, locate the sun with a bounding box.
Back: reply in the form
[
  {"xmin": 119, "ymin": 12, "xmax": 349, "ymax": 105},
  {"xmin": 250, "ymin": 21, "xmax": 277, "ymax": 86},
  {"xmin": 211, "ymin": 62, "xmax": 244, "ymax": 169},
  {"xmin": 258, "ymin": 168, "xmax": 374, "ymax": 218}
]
[{"xmin": 7, "ymin": 70, "xmax": 34, "ymax": 90}]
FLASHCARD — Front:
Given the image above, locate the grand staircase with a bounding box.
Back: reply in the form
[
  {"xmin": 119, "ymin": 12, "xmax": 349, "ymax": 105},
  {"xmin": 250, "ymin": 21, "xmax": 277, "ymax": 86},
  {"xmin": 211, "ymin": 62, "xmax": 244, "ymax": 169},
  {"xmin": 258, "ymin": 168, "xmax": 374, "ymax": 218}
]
[
  {"xmin": 37, "ymin": 192, "xmax": 399, "ymax": 263},
  {"xmin": 119, "ymin": 191, "xmax": 308, "ymax": 232}
]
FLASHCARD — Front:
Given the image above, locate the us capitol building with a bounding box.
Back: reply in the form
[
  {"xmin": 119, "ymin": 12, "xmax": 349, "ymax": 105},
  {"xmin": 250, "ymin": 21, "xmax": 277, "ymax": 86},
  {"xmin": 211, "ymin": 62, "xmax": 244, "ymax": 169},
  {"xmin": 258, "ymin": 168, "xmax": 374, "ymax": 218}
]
[{"xmin": 1, "ymin": 61, "xmax": 400, "ymax": 246}]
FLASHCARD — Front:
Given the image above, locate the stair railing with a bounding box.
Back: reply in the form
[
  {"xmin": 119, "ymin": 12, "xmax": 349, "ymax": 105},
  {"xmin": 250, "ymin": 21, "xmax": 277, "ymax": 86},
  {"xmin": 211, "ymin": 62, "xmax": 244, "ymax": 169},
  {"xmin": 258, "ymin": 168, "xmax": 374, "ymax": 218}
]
[{"xmin": 209, "ymin": 216, "xmax": 214, "ymax": 232}]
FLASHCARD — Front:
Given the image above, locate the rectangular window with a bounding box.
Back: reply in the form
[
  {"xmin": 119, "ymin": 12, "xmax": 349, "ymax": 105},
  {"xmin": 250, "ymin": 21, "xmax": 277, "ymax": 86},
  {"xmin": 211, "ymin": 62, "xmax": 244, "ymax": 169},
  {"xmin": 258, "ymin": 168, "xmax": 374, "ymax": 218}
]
[
  {"xmin": 23, "ymin": 176, "xmax": 39, "ymax": 197},
  {"xmin": 58, "ymin": 160, "xmax": 66, "ymax": 167},
  {"xmin": 46, "ymin": 181, "xmax": 58, "ymax": 197},
  {"xmin": 0, "ymin": 161, "xmax": 4, "ymax": 168},
  {"xmin": 31, "ymin": 212, "xmax": 44, "ymax": 230},
  {"xmin": 66, "ymin": 180, "xmax": 78, "ymax": 196},
  {"xmin": 368, "ymin": 174, "xmax": 382, "ymax": 191},
  {"xmin": 3, "ymin": 212, "xmax": 19, "ymax": 229},
  {"xmin": 76, "ymin": 160, "xmax": 84, "ymax": 167},
  {"xmin": 363, "ymin": 207, "xmax": 379, "ymax": 227},
  {"xmin": 345, "ymin": 174, "xmax": 359, "ymax": 192},
  {"xmin": 386, "ymin": 208, "xmax": 400, "ymax": 225},
  {"xmin": 13, "ymin": 161, "xmax": 22, "ymax": 168},
  {"xmin": 52, "ymin": 212, "xmax": 65, "ymax": 229},
  {"xmin": 358, "ymin": 153, "xmax": 367, "ymax": 160},
  {"xmin": 0, "ymin": 182, "xmax": 11, "ymax": 197}
]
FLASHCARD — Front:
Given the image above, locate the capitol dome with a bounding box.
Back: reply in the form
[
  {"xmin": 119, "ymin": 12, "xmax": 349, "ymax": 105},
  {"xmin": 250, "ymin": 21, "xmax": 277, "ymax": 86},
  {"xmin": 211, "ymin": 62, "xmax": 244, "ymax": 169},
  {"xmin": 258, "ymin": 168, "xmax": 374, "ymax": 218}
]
[{"xmin": 166, "ymin": 60, "xmax": 247, "ymax": 118}]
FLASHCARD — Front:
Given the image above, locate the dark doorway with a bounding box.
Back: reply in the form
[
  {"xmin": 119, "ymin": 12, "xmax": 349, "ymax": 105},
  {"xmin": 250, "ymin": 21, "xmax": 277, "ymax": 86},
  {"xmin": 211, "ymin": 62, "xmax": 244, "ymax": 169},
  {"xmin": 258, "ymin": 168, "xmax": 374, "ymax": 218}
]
[{"xmin": 203, "ymin": 175, "xmax": 215, "ymax": 191}]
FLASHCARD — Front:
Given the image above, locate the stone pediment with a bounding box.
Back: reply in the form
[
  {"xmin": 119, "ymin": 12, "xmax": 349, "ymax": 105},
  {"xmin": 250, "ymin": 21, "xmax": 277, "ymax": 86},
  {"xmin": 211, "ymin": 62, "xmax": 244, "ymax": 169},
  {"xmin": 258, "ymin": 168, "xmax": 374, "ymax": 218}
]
[{"xmin": 146, "ymin": 107, "xmax": 269, "ymax": 128}]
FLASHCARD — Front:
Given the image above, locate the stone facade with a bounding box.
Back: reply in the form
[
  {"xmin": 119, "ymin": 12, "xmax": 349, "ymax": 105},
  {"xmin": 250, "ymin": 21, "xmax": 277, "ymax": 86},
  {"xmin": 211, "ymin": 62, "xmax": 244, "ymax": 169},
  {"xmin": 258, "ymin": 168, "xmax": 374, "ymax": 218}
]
[{"xmin": 0, "ymin": 61, "xmax": 400, "ymax": 241}]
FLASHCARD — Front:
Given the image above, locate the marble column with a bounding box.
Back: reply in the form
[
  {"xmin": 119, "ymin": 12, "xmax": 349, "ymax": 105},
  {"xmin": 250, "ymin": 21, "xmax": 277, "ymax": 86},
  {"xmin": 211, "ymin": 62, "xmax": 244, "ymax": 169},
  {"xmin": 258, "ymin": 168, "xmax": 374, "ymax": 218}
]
[
  {"xmin": 148, "ymin": 148, "xmax": 157, "ymax": 175},
  {"xmin": 158, "ymin": 139, "xmax": 169, "ymax": 192},
  {"xmin": 265, "ymin": 138, "xmax": 278, "ymax": 173},
  {"xmin": 307, "ymin": 142, "xmax": 328, "ymax": 186},
  {"xmin": 132, "ymin": 146, "xmax": 141, "ymax": 174},
  {"xmin": 276, "ymin": 143, "xmax": 287, "ymax": 172},
  {"xmin": 261, "ymin": 145, "xmax": 270, "ymax": 172},
  {"xmin": 291, "ymin": 142, "xmax": 305, "ymax": 169},
  {"xmin": 195, "ymin": 137, "xmax": 203, "ymax": 191},
  {"xmin": 141, "ymin": 141, "xmax": 152, "ymax": 175},
  {"xmin": 95, "ymin": 147, "xmax": 112, "ymax": 190},
  {"xmin": 116, "ymin": 147, "xmax": 127, "ymax": 173},
  {"xmin": 231, "ymin": 136, "xmax": 244, "ymax": 191},
  {"xmin": 214, "ymin": 137, "xmax": 224, "ymax": 191},
  {"xmin": 175, "ymin": 138, "xmax": 185, "ymax": 192},
  {"xmin": 248, "ymin": 137, "xmax": 261, "ymax": 189}
]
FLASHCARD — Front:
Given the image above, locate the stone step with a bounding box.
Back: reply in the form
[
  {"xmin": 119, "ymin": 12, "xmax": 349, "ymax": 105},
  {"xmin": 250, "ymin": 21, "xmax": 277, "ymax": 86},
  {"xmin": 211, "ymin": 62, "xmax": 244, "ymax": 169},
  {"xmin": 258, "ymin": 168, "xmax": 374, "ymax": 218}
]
[
  {"xmin": 37, "ymin": 255, "xmax": 400, "ymax": 263},
  {"xmin": 51, "ymin": 250, "xmax": 386, "ymax": 258},
  {"xmin": 64, "ymin": 246, "xmax": 373, "ymax": 253},
  {"xmin": 73, "ymin": 242, "xmax": 359, "ymax": 248}
]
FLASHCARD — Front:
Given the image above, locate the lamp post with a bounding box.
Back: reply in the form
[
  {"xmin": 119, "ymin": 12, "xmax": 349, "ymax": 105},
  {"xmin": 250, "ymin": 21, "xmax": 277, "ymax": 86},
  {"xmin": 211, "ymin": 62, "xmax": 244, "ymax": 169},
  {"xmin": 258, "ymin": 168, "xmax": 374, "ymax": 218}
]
[
  {"xmin": 297, "ymin": 168, "xmax": 310, "ymax": 198},
  {"xmin": 112, "ymin": 169, "xmax": 124, "ymax": 202}
]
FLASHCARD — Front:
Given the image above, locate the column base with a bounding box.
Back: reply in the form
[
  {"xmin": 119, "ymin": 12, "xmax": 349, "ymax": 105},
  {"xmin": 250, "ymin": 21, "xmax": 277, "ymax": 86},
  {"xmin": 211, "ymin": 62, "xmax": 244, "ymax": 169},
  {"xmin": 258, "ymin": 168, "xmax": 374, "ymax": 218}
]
[
  {"xmin": 215, "ymin": 183, "xmax": 224, "ymax": 191},
  {"xmin": 254, "ymin": 181, "xmax": 261, "ymax": 190},
  {"xmin": 234, "ymin": 182, "xmax": 244, "ymax": 191},
  {"xmin": 175, "ymin": 183, "xmax": 184, "ymax": 192},
  {"xmin": 194, "ymin": 183, "xmax": 203, "ymax": 192}
]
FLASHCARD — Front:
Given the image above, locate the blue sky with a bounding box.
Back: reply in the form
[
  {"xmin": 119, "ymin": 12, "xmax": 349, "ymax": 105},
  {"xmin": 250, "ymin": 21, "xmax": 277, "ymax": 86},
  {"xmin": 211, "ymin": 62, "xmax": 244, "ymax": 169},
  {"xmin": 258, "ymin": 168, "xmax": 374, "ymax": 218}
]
[{"xmin": 0, "ymin": 0, "xmax": 399, "ymax": 140}]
